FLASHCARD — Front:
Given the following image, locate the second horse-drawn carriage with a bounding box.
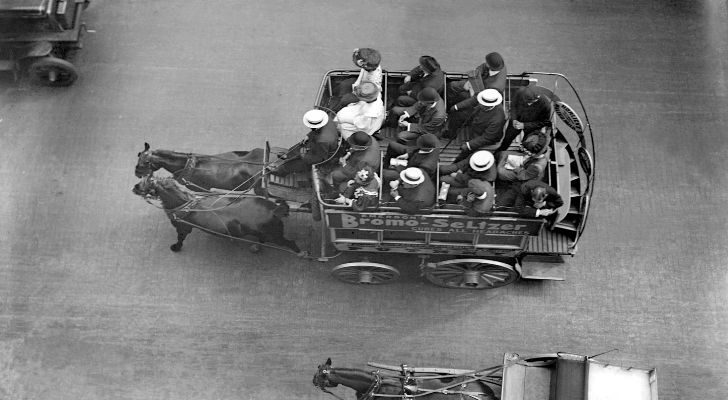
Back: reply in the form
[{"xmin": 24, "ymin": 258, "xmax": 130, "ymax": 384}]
[
  {"xmin": 312, "ymin": 352, "xmax": 657, "ymax": 400},
  {"xmin": 0, "ymin": 0, "xmax": 91, "ymax": 85},
  {"xmin": 134, "ymin": 67, "xmax": 595, "ymax": 290}
]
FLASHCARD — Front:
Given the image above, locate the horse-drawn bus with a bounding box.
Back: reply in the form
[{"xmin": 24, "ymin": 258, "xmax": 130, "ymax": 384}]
[
  {"xmin": 134, "ymin": 68, "xmax": 595, "ymax": 290},
  {"xmin": 313, "ymin": 352, "xmax": 657, "ymax": 400},
  {"xmin": 262, "ymin": 68, "xmax": 595, "ymax": 289}
]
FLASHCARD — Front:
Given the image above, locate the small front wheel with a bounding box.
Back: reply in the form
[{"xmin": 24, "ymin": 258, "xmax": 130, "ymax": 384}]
[
  {"xmin": 28, "ymin": 57, "xmax": 78, "ymax": 86},
  {"xmin": 331, "ymin": 262, "xmax": 400, "ymax": 285}
]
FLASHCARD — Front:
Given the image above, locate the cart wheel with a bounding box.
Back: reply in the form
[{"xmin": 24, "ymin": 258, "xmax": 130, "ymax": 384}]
[
  {"xmin": 28, "ymin": 57, "xmax": 78, "ymax": 86},
  {"xmin": 331, "ymin": 262, "xmax": 399, "ymax": 285},
  {"xmin": 424, "ymin": 258, "xmax": 519, "ymax": 289}
]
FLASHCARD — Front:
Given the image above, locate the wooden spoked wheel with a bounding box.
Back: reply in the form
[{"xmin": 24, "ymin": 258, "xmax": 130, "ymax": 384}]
[
  {"xmin": 424, "ymin": 259, "xmax": 519, "ymax": 289},
  {"xmin": 331, "ymin": 262, "xmax": 400, "ymax": 285}
]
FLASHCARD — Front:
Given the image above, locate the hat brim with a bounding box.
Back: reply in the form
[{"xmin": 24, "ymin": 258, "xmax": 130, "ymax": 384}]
[
  {"xmin": 304, "ymin": 120, "xmax": 327, "ymax": 129},
  {"xmin": 400, "ymin": 171, "xmax": 425, "ymax": 185},
  {"xmin": 469, "ymin": 161, "xmax": 493, "ymax": 171},
  {"xmin": 303, "ymin": 111, "xmax": 329, "ymax": 129},
  {"xmin": 477, "ymin": 95, "xmax": 502, "ymax": 107}
]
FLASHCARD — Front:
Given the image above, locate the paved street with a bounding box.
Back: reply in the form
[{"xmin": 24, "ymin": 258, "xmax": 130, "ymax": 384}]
[{"xmin": 1, "ymin": 1, "xmax": 726, "ymax": 399}]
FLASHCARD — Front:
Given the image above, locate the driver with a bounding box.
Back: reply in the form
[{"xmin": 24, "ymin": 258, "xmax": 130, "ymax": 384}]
[{"xmin": 270, "ymin": 109, "xmax": 340, "ymax": 176}]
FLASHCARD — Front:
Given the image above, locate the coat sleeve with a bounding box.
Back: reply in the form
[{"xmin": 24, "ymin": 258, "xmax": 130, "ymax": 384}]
[
  {"xmin": 409, "ymin": 111, "xmax": 447, "ymax": 135},
  {"xmin": 396, "ymin": 198, "xmax": 426, "ymax": 215},
  {"xmin": 467, "ymin": 116, "xmax": 505, "ymax": 149},
  {"xmin": 514, "ymin": 185, "xmax": 539, "ymax": 217},
  {"xmin": 454, "ymin": 95, "xmax": 479, "ymax": 111},
  {"xmin": 522, "ymin": 101, "xmax": 552, "ymax": 133}
]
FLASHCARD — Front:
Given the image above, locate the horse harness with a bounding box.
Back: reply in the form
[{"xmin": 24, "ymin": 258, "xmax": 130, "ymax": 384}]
[{"xmin": 316, "ymin": 365, "xmax": 487, "ymax": 400}]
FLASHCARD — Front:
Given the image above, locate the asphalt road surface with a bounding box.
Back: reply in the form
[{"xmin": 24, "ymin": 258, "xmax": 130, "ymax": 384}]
[{"xmin": 1, "ymin": 1, "xmax": 726, "ymax": 399}]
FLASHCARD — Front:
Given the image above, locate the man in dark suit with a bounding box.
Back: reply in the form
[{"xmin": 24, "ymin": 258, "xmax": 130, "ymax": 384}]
[
  {"xmin": 390, "ymin": 167, "xmax": 436, "ymax": 214},
  {"xmin": 271, "ymin": 109, "xmax": 340, "ymax": 176}
]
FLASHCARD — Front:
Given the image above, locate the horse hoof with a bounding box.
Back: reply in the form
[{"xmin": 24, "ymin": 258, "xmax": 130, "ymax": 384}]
[
  {"xmin": 249, "ymin": 244, "xmax": 261, "ymax": 253},
  {"xmin": 297, "ymin": 251, "xmax": 309, "ymax": 258},
  {"xmin": 170, "ymin": 244, "xmax": 182, "ymax": 252}
]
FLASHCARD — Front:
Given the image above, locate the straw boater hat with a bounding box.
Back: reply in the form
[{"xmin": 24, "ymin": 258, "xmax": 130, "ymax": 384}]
[
  {"xmin": 400, "ymin": 167, "xmax": 425, "ymax": 185},
  {"xmin": 469, "ymin": 150, "xmax": 495, "ymax": 171},
  {"xmin": 302, "ymin": 109, "xmax": 329, "ymax": 129},
  {"xmin": 476, "ymin": 89, "xmax": 503, "ymax": 107}
]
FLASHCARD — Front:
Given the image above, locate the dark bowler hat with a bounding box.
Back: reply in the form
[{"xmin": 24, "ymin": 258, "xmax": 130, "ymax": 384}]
[
  {"xmin": 520, "ymin": 87, "xmax": 540, "ymax": 104},
  {"xmin": 419, "ymin": 55, "xmax": 440, "ymax": 73},
  {"xmin": 416, "ymin": 133, "xmax": 440, "ymax": 150},
  {"xmin": 417, "ymin": 87, "xmax": 439, "ymax": 103},
  {"xmin": 485, "ymin": 52, "xmax": 504, "ymax": 71},
  {"xmin": 347, "ymin": 131, "xmax": 372, "ymax": 150}
]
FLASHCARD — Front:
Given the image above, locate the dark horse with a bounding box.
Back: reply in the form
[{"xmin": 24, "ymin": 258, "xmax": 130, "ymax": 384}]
[
  {"xmin": 135, "ymin": 142, "xmax": 271, "ymax": 192},
  {"xmin": 132, "ymin": 175, "xmax": 304, "ymax": 256},
  {"xmin": 313, "ymin": 358, "xmax": 496, "ymax": 400}
]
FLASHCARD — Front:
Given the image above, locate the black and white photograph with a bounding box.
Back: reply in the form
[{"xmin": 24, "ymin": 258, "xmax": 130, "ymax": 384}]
[{"xmin": 1, "ymin": 1, "xmax": 726, "ymax": 399}]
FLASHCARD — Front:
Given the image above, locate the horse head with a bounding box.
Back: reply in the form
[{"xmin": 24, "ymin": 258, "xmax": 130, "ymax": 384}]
[
  {"xmin": 133, "ymin": 175, "xmax": 194, "ymax": 209},
  {"xmin": 132, "ymin": 173, "xmax": 157, "ymax": 197},
  {"xmin": 135, "ymin": 142, "xmax": 160, "ymax": 178},
  {"xmin": 312, "ymin": 358, "xmax": 338, "ymax": 390}
]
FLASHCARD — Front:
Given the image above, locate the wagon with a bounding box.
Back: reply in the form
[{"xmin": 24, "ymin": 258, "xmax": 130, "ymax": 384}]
[
  {"xmin": 0, "ymin": 0, "xmax": 91, "ymax": 85},
  {"xmin": 313, "ymin": 352, "xmax": 657, "ymax": 400},
  {"xmin": 264, "ymin": 68, "xmax": 595, "ymax": 289}
]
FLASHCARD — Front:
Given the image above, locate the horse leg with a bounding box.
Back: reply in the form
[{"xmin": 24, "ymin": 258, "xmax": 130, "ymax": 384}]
[
  {"xmin": 227, "ymin": 220, "xmax": 263, "ymax": 254},
  {"xmin": 260, "ymin": 220, "xmax": 302, "ymax": 254},
  {"xmin": 170, "ymin": 221, "xmax": 192, "ymax": 252}
]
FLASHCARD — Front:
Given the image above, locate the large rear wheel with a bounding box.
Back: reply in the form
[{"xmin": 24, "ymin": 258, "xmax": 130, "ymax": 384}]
[
  {"xmin": 424, "ymin": 258, "xmax": 519, "ymax": 289},
  {"xmin": 29, "ymin": 57, "xmax": 78, "ymax": 86},
  {"xmin": 331, "ymin": 262, "xmax": 400, "ymax": 285}
]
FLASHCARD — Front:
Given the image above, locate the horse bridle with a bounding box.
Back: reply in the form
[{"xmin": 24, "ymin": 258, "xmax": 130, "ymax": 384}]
[
  {"xmin": 314, "ymin": 368, "xmax": 348, "ymax": 400},
  {"xmin": 315, "ymin": 368, "xmax": 382, "ymax": 400}
]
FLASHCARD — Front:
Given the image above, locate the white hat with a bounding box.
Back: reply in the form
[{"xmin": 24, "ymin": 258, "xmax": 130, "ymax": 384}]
[
  {"xmin": 303, "ymin": 109, "xmax": 329, "ymax": 129},
  {"xmin": 400, "ymin": 168, "xmax": 425, "ymax": 185},
  {"xmin": 469, "ymin": 151, "xmax": 495, "ymax": 171},
  {"xmin": 476, "ymin": 89, "xmax": 503, "ymax": 107}
]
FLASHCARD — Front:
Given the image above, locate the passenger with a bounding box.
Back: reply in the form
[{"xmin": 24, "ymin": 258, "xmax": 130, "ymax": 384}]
[
  {"xmin": 388, "ymin": 87, "xmax": 447, "ymax": 143},
  {"xmin": 461, "ymin": 179, "xmax": 495, "ymax": 217},
  {"xmin": 438, "ymin": 150, "xmax": 496, "ymax": 203},
  {"xmin": 329, "ymin": 48, "xmax": 383, "ymax": 111},
  {"xmin": 496, "ymin": 131, "xmax": 550, "ymax": 183},
  {"xmin": 498, "ymin": 86, "xmax": 552, "ymax": 152},
  {"xmin": 270, "ymin": 109, "xmax": 340, "ymax": 176},
  {"xmin": 382, "ymin": 133, "xmax": 441, "ymax": 183},
  {"xmin": 446, "ymin": 51, "xmax": 507, "ymax": 108},
  {"xmin": 334, "ymin": 81, "xmax": 385, "ymax": 140},
  {"xmin": 394, "ymin": 55, "xmax": 445, "ymax": 107},
  {"xmin": 335, "ymin": 163, "xmax": 380, "ymax": 211},
  {"xmin": 448, "ymin": 89, "xmax": 506, "ymax": 162},
  {"xmin": 389, "ymin": 167, "xmax": 436, "ymax": 214},
  {"xmin": 328, "ymin": 131, "xmax": 381, "ymax": 187},
  {"xmin": 513, "ymin": 179, "xmax": 563, "ymax": 220}
]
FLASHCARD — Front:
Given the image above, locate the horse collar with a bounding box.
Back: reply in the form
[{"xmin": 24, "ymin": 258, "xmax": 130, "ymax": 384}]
[{"xmin": 173, "ymin": 155, "xmax": 198, "ymax": 178}]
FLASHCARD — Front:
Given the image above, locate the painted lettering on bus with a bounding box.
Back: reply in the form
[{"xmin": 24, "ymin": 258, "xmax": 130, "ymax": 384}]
[{"xmin": 338, "ymin": 214, "xmax": 528, "ymax": 232}]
